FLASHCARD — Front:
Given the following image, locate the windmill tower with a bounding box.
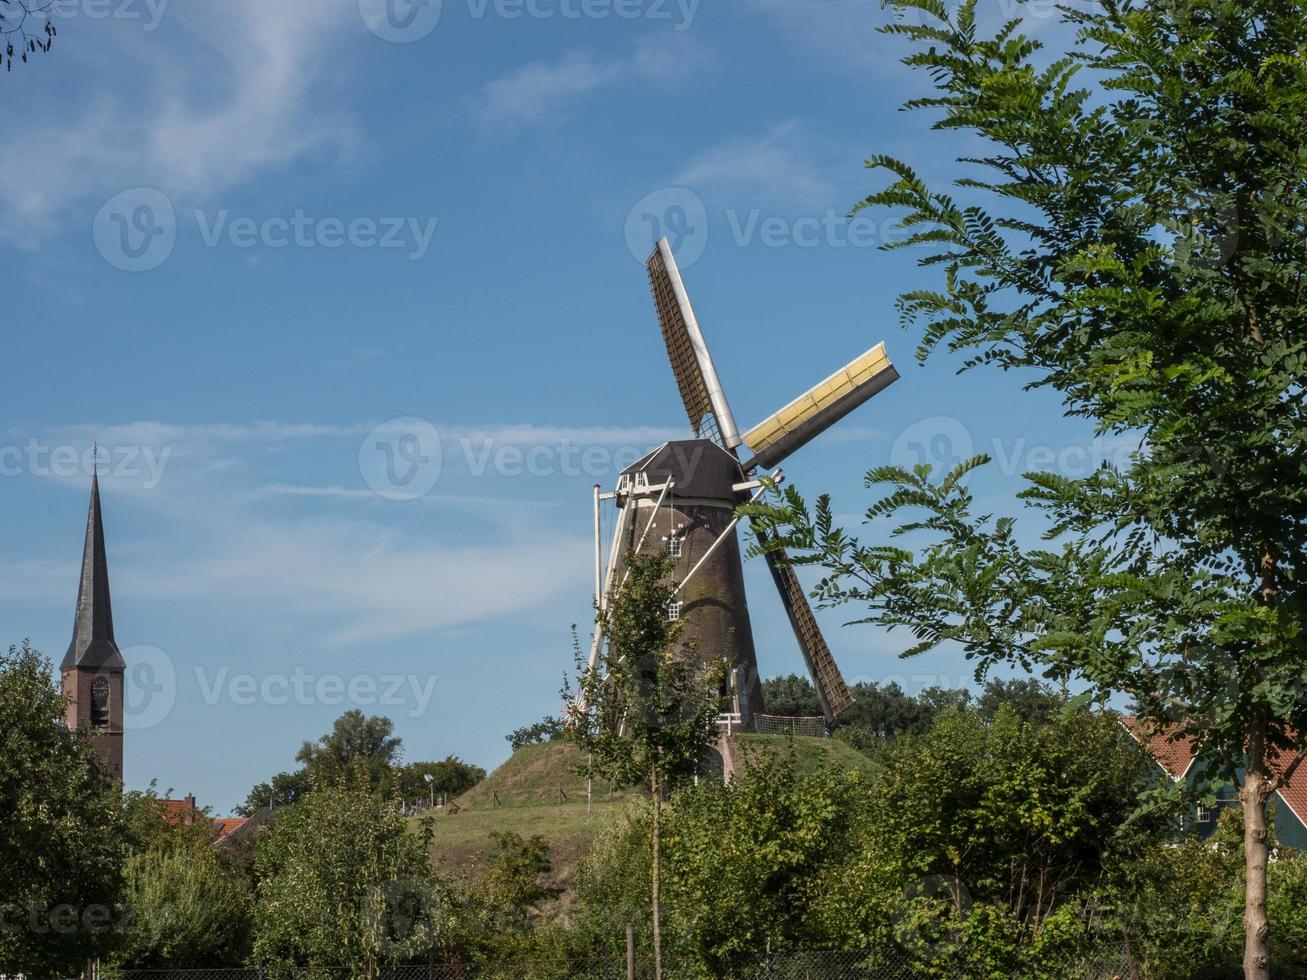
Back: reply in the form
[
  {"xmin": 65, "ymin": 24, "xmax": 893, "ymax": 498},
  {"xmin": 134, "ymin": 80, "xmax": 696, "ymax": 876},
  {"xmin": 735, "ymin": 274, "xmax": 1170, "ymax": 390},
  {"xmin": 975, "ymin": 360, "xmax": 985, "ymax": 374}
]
[{"xmin": 586, "ymin": 239, "xmax": 900, "ymax": 729}]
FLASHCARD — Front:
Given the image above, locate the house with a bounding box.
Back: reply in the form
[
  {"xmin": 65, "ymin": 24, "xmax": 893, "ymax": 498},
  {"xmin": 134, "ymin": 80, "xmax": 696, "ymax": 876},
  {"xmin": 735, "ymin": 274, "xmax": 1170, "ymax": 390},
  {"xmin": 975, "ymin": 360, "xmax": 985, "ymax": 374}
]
[
  {"xmin": 159, "ymin": 795, "xmax": 249, "ymax": 843},
  {"xmin": 1121, "ymin": 716, "xmax": 1307, "ymax": 849},
  {"xmin": 211, "ymin": 817, "xmax": 248, "ymax": 839}
]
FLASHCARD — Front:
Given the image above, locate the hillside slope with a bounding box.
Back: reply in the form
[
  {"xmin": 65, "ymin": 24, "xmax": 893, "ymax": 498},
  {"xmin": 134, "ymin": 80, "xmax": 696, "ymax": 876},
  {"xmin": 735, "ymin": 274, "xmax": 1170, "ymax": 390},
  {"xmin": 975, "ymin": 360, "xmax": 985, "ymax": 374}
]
[
  {"xmin": 454, "ymin": 741, "xmax": 625, "ymax": 810},
  {"xmin": 420, "ymin": 736, "xmax": 877, "ymax": 880}
]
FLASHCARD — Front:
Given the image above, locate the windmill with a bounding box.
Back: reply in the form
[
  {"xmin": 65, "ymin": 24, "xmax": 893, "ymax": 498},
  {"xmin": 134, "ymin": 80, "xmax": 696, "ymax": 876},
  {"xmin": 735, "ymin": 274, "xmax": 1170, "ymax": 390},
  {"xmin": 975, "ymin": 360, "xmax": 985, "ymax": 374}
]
[{"xmin": 586, "ymin": 238, "xmax": 900, "ymax": 729}]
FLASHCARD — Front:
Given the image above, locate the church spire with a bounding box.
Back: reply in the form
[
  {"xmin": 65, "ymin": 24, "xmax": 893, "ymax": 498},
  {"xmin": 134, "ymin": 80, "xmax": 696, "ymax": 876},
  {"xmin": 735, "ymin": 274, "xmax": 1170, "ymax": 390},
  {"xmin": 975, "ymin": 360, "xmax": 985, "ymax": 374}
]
[{"xmin": 61, "ymin": 470, "xmax": 125, "ymax": 671}]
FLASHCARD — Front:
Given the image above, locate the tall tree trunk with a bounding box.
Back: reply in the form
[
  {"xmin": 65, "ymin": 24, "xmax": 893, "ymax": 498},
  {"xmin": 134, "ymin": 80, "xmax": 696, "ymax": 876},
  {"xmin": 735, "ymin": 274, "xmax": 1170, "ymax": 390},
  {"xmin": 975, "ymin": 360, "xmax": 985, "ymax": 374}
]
[
  {"xmin": 1242, "ymin": 726, "xmax": 1272, "ymax": 980},
  {"xmin": 651, "ymin": 768, "xmax": 663, "ymax": 980}
]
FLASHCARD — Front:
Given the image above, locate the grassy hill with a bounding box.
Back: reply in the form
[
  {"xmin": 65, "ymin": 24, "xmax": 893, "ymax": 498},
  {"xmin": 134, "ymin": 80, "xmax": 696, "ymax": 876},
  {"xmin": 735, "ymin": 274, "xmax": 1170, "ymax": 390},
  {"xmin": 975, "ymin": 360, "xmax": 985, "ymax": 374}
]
[
  {"xmin": 454, "ymin": 741, "xmax": 625, "ymax": 810},
  {"xmin": 419, "ymin": 741, "xmax": 631, "ymax": 899},
  {"xmin": 417, "ymin": 734, "xmax": 876, "ymax": 884}
]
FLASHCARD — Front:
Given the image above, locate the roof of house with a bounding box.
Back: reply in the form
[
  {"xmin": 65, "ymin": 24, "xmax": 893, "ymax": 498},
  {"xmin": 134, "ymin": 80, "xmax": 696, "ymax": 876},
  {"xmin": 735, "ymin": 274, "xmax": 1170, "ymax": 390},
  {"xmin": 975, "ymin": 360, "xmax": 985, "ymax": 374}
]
[
  {"xmin": 1121, "ymin": 716, "xmax": 1307, "ymax": 827},
  {"xmin": 213, "ymin": 805, "xmax": 278, "ymax": 851},
  {"xmin": 1120, "ymin": 716, "xmax": 1200, "ymax": 781},
  {"xmin": 1271, "ymin": 746, "xmax": 1307, "ymax": 828},
  {"xmin": 211, "ymin": 817, "xmax": 248, "ymax": 839}
]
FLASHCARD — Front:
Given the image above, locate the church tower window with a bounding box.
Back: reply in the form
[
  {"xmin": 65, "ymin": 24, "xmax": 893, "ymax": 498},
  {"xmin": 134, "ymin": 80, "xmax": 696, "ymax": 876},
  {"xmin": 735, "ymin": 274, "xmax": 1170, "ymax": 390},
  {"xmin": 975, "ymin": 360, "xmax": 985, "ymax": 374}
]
[{"xmin": 90, "ymin": 676, "xmax": 110, "ymax": 729}]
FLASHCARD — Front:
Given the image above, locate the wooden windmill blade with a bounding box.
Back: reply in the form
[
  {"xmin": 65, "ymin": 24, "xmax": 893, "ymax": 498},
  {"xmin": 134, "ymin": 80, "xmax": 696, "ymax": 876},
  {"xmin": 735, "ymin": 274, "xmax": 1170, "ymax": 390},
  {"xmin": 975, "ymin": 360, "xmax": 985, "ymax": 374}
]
[
  {"xmin": 647, "ymin": 238, "xmax": 743, "ymax": 450},
  {"xmin": 741, "ymin": 342, "xmax": 900, "ymax": 472},
  {"xmin": 753, "ymin": 524, "xmax": 854, "ymax": 723}
]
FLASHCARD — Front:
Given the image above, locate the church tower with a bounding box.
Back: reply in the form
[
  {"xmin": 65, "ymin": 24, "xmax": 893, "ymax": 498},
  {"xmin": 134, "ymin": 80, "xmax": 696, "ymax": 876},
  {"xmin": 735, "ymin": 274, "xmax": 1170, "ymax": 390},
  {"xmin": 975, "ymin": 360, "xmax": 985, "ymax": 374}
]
[{"xmin": 61, "ymin": 471, "xmax": 126, "ymax": 781}]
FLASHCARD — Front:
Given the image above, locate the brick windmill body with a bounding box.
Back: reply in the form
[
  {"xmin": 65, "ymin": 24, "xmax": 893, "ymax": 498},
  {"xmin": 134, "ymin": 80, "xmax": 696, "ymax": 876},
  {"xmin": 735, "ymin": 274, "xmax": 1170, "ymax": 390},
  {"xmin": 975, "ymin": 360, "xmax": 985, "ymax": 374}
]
[{"xmin": 586, "ymin": 239, "xmax": 901, "ymax": 731}]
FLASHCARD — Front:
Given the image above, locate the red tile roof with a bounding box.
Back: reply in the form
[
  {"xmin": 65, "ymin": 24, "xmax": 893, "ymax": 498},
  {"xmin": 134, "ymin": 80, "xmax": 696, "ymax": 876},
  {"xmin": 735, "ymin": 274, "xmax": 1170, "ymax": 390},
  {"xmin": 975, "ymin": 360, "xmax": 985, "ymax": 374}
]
[
  {"xmin": 1121, "ymin": 717, "xmax": 1307, "ymax": 829},
  {"xmin": 211, "ymin": 817, "xmax": 248, "ymax": 839},
  {"xmin": 1270, "ymin": 746, "xmax": 1307, "ymax": 828},
  {"xmin": 1120, "ymin": 716, "xmax": 1199, "ymax": 781}
]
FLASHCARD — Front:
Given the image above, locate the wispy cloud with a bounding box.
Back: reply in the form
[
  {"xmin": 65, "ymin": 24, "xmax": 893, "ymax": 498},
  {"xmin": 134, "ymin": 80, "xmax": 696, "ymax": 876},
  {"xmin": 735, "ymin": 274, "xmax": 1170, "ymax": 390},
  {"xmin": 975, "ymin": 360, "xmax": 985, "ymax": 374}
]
[
  {"xmin": 741, "ymin": 0, "xmax": 893, "ymax": 72},
  {"xmin": 480, "ymin": 34, "xmax": 707, "ymax": 125},
  {"xmin": 1, "ymin": 415, "xmax": 683, "ymax": 644},
  {"xmin": 123, "ymin": 518, "xmax": 591, "ymax": 645},
  {"xmin": 672, "ymin": 122, "xmax": 837, "ymax": 209},
  {"xmin": 0, "ymin": 0, "xmax": 357, "ymax": 236}
]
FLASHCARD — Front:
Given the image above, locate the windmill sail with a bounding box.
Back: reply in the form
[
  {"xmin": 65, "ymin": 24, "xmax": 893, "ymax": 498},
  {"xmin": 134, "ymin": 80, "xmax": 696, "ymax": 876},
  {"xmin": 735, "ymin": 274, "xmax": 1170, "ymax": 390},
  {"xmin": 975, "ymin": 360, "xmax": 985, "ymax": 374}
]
[
  {"xmin": 647, "ymin": 239, "xmax": 742, "ymax": 449},
  {"xmin": 755, "ymin": 526, "xmax": 854, "ymax": 722},
  {"xmin": 742, "ymin": 342, "xmax": 899, "ymax": 471}
]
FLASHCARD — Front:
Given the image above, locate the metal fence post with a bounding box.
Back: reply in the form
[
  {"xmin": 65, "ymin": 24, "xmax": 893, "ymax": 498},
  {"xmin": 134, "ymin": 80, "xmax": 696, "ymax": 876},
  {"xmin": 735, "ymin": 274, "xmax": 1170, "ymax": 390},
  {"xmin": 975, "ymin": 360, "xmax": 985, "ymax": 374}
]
[{"xmin": 626, "ymin": 922, "xmax": 635, "ymax": 980}]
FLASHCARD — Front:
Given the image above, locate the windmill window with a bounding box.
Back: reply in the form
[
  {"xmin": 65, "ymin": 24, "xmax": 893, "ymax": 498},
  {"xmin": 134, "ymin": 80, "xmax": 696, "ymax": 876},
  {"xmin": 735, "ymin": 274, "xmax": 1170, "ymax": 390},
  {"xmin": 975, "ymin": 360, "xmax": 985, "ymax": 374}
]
[
  {"xmin": 90, "ymin": 676, "xmax": 110, "ymax": 729},
  {"xmin": 667, "ymin": 600, "xmax": 682, "ymax": 622},
  {"xmin": 1196, "ymin": 804, "xmax": 1213, "ymax": 824},
  {"xmin": 668, "ymin": 534, "xmax": 683, "ymax": 558}
]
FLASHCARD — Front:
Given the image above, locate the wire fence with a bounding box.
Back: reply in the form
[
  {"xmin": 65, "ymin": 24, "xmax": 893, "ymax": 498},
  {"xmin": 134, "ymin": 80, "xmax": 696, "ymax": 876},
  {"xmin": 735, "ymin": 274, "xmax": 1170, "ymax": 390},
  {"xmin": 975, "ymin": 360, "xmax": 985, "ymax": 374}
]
[
  {"xmin": 82, "ymin": 944, "xmax": 1137, "ymax": 980},
  {"xmin": 751, "ymin": 714, "xmax": 829, "ymax": 738}
]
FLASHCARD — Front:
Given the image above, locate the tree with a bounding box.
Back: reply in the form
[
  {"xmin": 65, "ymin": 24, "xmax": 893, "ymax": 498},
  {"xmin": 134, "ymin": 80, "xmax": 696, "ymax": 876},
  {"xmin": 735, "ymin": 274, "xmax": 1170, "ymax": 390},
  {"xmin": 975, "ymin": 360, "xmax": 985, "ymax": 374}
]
[
  {"xmin": 394, "ymin": 757, "xmax": 485, "ymax": 807},
  {"xmin": 115, "ymin": 841, "xmax": 253, "ymax": 967},
  {"xmin": 815, "ymin": 707, "xmax": 1167, "ymax": 975},
  {"xmin": 236, "ymin": 710, "xmax": 405, "ymax": 815},
  {"xmin": 564, "ymin": 552, "xmax": 727, "ymax": 980},
  {"xmin": 235, "ymin": 768, "xmax": 312, "ymax": 817},
  {"xmin": 479, "ymin": 832, "xmax": 554, "ymax": 935},
  {"xmin": 975, "ymin": 678, "xmax": 1064, "ymax": 727},
  {"xmin": 761, "ymin": 673, "xmax": 824, "ymax": 716},
  {"xmin": 296, "ymin": 708, "xmax": 403, "ymax": 788},
  {"xmin": 251, "ymin": 782, "xmax": 445, "ymax": 978},
  {"xmin": 663, "ymin": 751, "xmax": 872, "ymax": 976},
  {"xmin": 0, "ymin": 642, "xmax": 129, "ymax": 975},
  {"xmin": 1123, "ymin": 807, "xmax": 1307, "ymax": 977},
  {"xmin": 839, "ymin": 680, "xmax": 937, "ymax": 740},
  {"xmin": 0, "ymin": 0, "xmax": 55, "ymax": 72},
  {"xmin": 505, "ymin": 715, "xmax": 565, "ymax": 752},
  {"xmin": 749, "ymin": 1, "xmax": 1307, "ymax": 974}
]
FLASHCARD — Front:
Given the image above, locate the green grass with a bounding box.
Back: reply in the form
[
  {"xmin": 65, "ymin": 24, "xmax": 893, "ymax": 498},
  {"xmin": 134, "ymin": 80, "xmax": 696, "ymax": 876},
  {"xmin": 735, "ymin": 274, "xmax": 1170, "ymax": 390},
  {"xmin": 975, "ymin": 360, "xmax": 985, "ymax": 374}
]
[
  {"xmin": 455, "ymin": 741, "xmax": 626, "ymax": 810},
  {"xmin": 419, "ymin": 798, "xmax": 630, "ymax": 878},
  {"xmin": 417, "ymin": 741, "xmax": 632, "ymax": 882},
  {"xmin": 416, "ymin": 734, "xmax": 878, "ymax": 883}
]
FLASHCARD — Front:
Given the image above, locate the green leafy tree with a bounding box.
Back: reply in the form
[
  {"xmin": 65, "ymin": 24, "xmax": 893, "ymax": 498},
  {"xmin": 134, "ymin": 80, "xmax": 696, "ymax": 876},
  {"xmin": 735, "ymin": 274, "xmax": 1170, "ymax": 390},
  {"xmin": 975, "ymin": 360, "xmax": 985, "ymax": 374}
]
[
  {"xmin": 975, "ymin": 678, "xmax": 1064, "ymax": 727},
  {"xmin": 564, "ymin": 552, "xmax": 727, "ymax": 980},
  {"xmin": 761, "ymin": 674, "xmax": 824, "ymax": 716},
  {"xmin": 1125, "ymin": 808, "xmax": 1307, "ymax": 977},
  {"xmin": 814, "ymin": 708, "xmax": 1165, "ymax": 975},
  {"xmin": 251, "ymin": 781, "xmax": 445, "ymax": 978},
  {"xmin": 236, "ymin": 710, "xmax": 405, "ymax": 816},
  {"xmin": 839, "ymin": 680, "xmax": 938, "ymax": 740},
  {"xmin": 114, "ymin": 841, "xmax": 253, "ymax": 967},
  {"xmin": 749, "ymin": 1, "xmax": 1307, "ymax": 974},
  {"xmin": 0, "ymin": 642, "xmax": 128, "ymax": 975},
  {"xmin": 479, "ymin": 832, "xmax": 554, "ymax": 935},
  {"xmin": 566, "ymin": 807, "xmax": 657, "ymax": 961},
  {"xmin": 235, "ymin": 768, "xmax": 312, "ymax": 817},
  {"xmin": 663, "ymin": 750, "xmax": 872, "ymax": 976},
  {"xmin": 296, "ymin": 709, "xmax": 403, "ymax": 788},
  {"xmin": 394, "ymin": 757, "xmax": 486, "ymax": 807},
  {"xmin": 505, "ymin": 715, "xmax": 565, "ymax": 751}
]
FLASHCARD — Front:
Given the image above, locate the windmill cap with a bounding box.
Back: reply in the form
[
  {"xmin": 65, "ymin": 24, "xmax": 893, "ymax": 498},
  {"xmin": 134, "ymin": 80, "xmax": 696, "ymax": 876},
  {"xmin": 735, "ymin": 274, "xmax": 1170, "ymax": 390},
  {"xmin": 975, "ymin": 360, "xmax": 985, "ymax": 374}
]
[{"xmin": 620, "ymin": 439, "xmax": 745, "ymax": 500}]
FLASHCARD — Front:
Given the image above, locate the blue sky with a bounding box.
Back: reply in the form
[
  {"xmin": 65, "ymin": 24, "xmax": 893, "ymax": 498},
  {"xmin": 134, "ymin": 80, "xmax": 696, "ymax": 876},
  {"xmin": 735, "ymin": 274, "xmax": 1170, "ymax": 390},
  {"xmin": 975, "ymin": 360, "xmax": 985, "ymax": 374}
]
[{"xmin": 0, "ymin": 0, "xmax": 1118, "ymax": 812}]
